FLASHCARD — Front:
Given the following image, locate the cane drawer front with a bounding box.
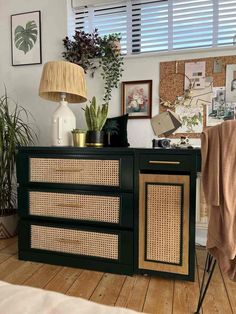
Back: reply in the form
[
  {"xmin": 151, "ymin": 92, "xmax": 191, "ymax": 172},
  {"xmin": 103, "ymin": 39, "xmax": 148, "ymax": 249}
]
[
  {"xmin": 139, "ymin": 154, "xmax": 195, "ymax": 172},
  {"xmin": 19, "ymin": 222, "xmax": 133, "ymax": 265},
  {"xmin": 31, "ymin": 224, "xmax": 119, "ymax": 260},
  {"xmin": 19, "ymin": 189, "xmax": 133, "ymax": 227},
  {"xmin": 29, "ymin": 157, "xmax": 120, "ymax": 186},
  {"xmin": 28, "ymin": 155, "xmax": 133, "ymax": 190}
]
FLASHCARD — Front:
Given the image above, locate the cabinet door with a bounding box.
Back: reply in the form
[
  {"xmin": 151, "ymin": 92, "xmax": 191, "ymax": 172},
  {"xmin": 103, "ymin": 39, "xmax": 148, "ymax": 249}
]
[{"xmin": 139, "ymin": 174, "xmax": 190, "ymax": 277}]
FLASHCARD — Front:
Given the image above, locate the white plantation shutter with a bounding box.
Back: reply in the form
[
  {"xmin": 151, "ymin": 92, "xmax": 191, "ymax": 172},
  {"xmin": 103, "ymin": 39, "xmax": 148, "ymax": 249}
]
[
  {"xmin": 71, "ymin": 0, "xmax": 236, "ymax": 54},
  {"xmin": 74, "ymin": 2, "xmax": 128, "ymax": 53},
  {"xmin": 218, "ymin": 0, "xmax": 236, "ymax": 46},
  {"xmin": 132, "ymin": 0, "xmax": 169, "ymax": 53},
  {"xmin": 172, "ymin": 0, "xmax": 214, "ymax": 50}
]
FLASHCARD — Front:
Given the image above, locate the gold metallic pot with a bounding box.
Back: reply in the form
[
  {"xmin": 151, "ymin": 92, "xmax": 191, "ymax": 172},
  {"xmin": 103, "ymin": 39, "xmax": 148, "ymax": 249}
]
[{"xmin": 71, "ymin": 130, "xmax": 86, "ymax": 147}]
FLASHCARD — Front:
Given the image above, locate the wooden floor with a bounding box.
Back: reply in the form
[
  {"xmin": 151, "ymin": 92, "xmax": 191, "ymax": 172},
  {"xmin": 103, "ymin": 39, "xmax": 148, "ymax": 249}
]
[{"xmin": 0, "ymin": 237, "xmax": 235, "ymax": 314}]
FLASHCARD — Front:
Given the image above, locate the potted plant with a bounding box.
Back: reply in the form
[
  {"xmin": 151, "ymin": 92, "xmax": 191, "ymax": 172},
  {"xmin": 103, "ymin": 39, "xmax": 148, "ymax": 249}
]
[
  {"xmin": 99, "ymin": 33, "xmax": 124, "ymax": 103},
  {"xmin": 62, "ymin": 29, "xmax": 101, "ymax": 75},
  {"xmin": 83, "ymin": 96, "xmax": 108, "ymax": 147},
  {"xmin": 0, "ymin": 89, "xmax": 36, "ymax": 238},
  {"xmin": 62, "ymin": 30, "xmax": 124, "ymax": 105},
  {"xmin": 71, "ymin": 129, "xmax": 86, "ymax": 147}
]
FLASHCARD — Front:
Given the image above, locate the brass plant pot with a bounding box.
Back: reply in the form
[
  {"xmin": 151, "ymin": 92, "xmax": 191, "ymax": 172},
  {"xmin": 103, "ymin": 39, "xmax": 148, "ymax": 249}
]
[{"xmin": 72, "ymin": 131, "xmax": 86, "ymax": 147}]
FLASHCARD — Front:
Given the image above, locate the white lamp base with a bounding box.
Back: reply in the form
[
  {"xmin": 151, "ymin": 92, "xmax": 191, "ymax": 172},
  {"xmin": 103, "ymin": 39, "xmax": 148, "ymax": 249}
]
[{"xmin": 52, "ymin": 100, "xmax": 76, "ymax": 146}]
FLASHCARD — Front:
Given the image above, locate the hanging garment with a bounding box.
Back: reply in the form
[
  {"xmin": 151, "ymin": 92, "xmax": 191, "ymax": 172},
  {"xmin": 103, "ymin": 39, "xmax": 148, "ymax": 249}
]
[{"xmin": 201, "ymin": 120, "xmax": 236, "ymax": 281}]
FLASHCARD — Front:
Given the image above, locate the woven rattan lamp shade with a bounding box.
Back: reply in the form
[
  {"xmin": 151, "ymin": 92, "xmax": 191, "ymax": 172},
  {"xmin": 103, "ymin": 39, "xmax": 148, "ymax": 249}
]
[{"xmin": 39, "ymin": 61, "xmax": 87, "ymax": 103}]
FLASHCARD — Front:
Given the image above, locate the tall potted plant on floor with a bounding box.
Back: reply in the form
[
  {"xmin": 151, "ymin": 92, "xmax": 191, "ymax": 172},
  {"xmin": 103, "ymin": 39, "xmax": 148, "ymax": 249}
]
[{"xmin": 0, "ymin": 89, "xmax": 36, "ymax": 238}]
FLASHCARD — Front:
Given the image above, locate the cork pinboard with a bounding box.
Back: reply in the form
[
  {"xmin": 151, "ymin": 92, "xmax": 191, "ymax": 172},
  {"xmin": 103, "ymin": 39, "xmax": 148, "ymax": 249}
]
[{"xmin": 159, "ymin": 55, "xmax": 236, "ymax": 138}]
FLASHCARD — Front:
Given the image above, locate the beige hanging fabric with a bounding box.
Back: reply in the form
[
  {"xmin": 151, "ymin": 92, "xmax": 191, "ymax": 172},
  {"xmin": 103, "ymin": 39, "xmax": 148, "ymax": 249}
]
[{"xmin": 201, "ymin": 120, "xmax": 236, "ymax": 281}]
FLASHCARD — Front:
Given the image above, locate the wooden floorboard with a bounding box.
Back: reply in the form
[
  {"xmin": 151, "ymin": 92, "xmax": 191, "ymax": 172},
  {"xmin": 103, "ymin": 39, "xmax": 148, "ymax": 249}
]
[
  {"xmin": 23, "ymin": 264, "xmax": 62, "ymax": 288},
  {"xmin": 0, "ymin": 237, "xmax": 235, "ymax": 314},
  {"xmin": 4, "ymin": 260, "xmax": 42, "ymax": 285},
  {"xmin": 66, "ymin": 269, "xmax": 103, "ymax": 299},
  {"xmin": 172, "ymin": 255, "xmax": 201, "ymax": 314},
  {"xmin": 221, "ymin": 269, "xmax": 236, "ymax": 314},
  {"xmin": 90, "ymin": 273, "xmax": 126, "ymax": 306},
  {"xmin": 119, "ymin": 275, "xmax": 150, "ymax": 312},
  {"xmin": 44, "ymin": 266, "xmax": 83, "ymax": 294},
  {"xmin": 143, "ymin": 277, "xmax": 174, "ymax": 314}
]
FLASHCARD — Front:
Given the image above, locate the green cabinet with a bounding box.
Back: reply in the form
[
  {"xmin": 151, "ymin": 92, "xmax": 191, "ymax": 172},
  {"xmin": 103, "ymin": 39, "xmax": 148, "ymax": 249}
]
[
  {"xmin": 16, "ymin": 147, "xmax": 200, "ymax": 281},
  {"xmin": 17, "ymin": 147, "xmax": 134, "ymax": 275}
]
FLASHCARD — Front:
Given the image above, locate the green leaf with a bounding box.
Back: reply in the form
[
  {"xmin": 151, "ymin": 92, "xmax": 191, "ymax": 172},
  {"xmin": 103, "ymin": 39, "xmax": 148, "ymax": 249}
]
[
  {"xmin": 0, "ymin": 88, "xmax": 37, "ymax": 211},
  {"xmin": 14, "ymin": 20, "xmax": 38, "ymax": 54}
]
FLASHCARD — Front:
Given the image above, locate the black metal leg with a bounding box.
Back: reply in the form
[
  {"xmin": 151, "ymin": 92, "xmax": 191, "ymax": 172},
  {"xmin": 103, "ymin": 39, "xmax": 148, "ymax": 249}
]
[{"xmin": 194, "ymin": 252, "xmax": 216, "ymax": 314}]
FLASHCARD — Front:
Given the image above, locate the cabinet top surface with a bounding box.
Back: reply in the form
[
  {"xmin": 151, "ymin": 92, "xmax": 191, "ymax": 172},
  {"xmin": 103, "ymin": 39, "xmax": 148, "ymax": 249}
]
[{"xmin": 17, "ymin": 146, "xmax": 200, "ymax": 156}]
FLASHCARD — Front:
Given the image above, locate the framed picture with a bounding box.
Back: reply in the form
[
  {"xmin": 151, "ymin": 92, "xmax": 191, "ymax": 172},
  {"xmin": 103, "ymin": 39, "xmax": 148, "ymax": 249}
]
[
  {"xmin": 11, "ymin": 11, "xmax": 42, "ymax": 66},
  {"xmin": 122, "ymin": 80, "xmax": 152, "ymax": 119},
  {"xmin": 226, "ymin": 64, "xmax": 236, "ymax": 102}
]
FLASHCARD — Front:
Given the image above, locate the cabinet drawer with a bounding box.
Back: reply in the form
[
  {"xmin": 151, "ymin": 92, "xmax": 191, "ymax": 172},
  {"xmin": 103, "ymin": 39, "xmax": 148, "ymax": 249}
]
[
  {"xmin": 18, "ymin": 188, "xmax": 133, "ymax": 228},
  {"xmin": 17, "ymin": 154, "xmax": 133, "ymax": 190},
  {"xmin": 139, "ymin": 154, "xmax": 195, "ymax": 172},
  {"xmin": 31, "ymin": 224, "xmax": 119, "ymax": 260},
  {"xmin": 18, "ymin": 221, "xmax": 133, "ymax": 266},
  {"xmin": 30, "ymin": 157, "xmax": 120, "ymax": 186}
]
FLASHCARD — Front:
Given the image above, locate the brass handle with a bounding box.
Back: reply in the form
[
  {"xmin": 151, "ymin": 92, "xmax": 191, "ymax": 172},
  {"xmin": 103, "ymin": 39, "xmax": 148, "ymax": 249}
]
[
  {"xmin": 57, "ymin": 238, "xmax": 80, "ymax": 245},
  {"xmin": 57, "ymin": 203, "xmax": 82, "ymax": 208},
  {"xmin": 54, "ymin": 168, "xmax": 83, "ymax": 172},
  {"xmin": 149, "ymin": 160, "xmax": 180, "ymax": 165}
]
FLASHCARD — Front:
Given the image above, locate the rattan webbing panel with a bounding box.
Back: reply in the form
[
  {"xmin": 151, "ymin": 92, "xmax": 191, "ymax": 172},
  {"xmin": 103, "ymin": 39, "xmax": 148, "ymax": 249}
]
[
  {"xmin": 30, "ymin": 158, "xmax": 119, "ymax": 186},
  {"xmin": 29, "ymin": 191, "xmax": 120, "ymax": 223},
  {"xmin": 31, "ymin": 225, "xmax": 119, "ymax": 260},
  {"xmin": 146, "ymin": 184, "xmax": 182, "ymax": 264}
]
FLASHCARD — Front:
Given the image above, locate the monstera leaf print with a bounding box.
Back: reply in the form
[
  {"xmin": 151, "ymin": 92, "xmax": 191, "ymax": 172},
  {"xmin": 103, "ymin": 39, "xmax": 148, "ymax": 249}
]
[{"xmin": 14, "ymin": 20, "xmax": 38, "ymax": 54}]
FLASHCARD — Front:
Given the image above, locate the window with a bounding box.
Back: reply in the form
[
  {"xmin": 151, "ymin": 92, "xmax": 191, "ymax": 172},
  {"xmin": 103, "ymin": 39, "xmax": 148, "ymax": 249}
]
[{"xmin": 71, "ymin": 0, "xmax": 236, "ymax": 54}]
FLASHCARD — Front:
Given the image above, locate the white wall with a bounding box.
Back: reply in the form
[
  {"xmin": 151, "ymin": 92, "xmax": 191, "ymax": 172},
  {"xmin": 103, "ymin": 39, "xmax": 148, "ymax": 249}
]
[
  {"xmin": 0, "ymin": 0, "xmax": 67, "ymax": 145},
  {"xmin": 1, "ymin": 0, "xmax": 236, "ymax": 147}
]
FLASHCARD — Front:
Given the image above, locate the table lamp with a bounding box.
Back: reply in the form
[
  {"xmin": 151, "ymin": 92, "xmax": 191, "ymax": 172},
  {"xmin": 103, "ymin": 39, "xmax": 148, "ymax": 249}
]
[
  {"xmin": 151, "ymin": 110, "xmax": 182, "ymax": 137},
  {"xmin": 39, "ymin": 60, "xmax": 87, "ymax": 146}
]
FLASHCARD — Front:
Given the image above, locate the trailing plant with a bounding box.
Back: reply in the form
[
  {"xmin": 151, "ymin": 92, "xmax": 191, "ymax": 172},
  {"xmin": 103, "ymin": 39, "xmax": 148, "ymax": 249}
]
[
  {"xmin": 83, "ymin": 96, "xmax": 108, "ymax": 131},
  {"xmin": 99, "ymin": 33, "xmax": 124, "ymax": 103},
  {"xmin": 0, "ymin": 89, "xmax": 36, "ymax": 215},
  {"xmin": 62, "ymin": 30, "xmax": 124, "ymax": 104},
  {"xmin": 62, "ymin": 29, "xmax": 101, "ymax": 74}
]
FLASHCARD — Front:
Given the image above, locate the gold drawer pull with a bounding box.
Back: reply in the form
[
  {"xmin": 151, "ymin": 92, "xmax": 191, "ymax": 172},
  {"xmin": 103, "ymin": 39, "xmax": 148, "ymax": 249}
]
[
  {"xmin": 149, "ymin": 161, "xmax": 180, "ymax": 165},
  {"xmin": 57, "ymin": 238, "xmax": 81, "ymax": 245},
  {"xmin": 54, "ymin": 168, "xmax": 83, "ymax": 172},
  {"xmin": 57, "ymin": 203, "xmax": 82, "ymax": 208}
]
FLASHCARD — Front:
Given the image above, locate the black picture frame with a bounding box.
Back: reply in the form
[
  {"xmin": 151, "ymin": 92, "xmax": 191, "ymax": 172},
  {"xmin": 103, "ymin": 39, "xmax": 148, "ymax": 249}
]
[{"xmin": 11, "ymin": 10, "xmax": 42, "ymax": 66}]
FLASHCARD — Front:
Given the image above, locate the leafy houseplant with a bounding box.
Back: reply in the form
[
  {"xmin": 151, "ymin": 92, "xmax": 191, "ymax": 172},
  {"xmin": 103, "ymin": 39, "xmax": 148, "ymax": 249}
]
[
  {"xmin": 62, "ymin": 29, "xmax": 101, "ymax": 75},
  {"xmin": 62, "ymin": 30, "xmax": 124, "ymax": 104},
  {"xmin": 83, "ymin": 96, "xmax": 108, "ymax": 147},
  {"xmin": 99, "ymin": 34, "xmax": 124, "ymax": 103},
  {"xmin": 0, "ymin": 90, "xmax": 36, "ymax": 238}
]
